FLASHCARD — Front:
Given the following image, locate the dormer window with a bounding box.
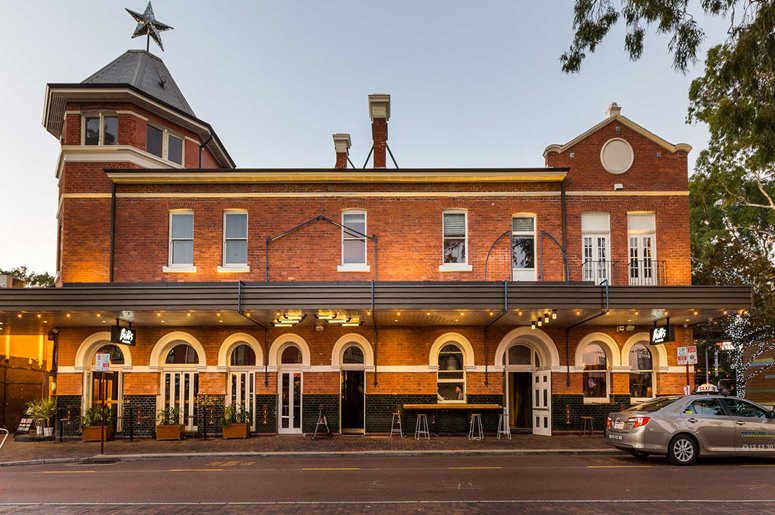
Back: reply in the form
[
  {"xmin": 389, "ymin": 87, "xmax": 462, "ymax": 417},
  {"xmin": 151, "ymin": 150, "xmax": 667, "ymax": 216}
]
[
  {"xmin": 146, "ymin": 123, "xmax": 184, "ymax": 165},
  {"xmin": 83, "ymin": 114, "xmax": 118, "ymax": 145}
]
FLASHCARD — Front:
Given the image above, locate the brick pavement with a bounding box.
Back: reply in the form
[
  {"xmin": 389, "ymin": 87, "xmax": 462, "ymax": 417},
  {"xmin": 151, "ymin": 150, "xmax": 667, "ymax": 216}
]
[{"xmin": 0, "ymin": 432, "xmax": 609, "ymax": 465}]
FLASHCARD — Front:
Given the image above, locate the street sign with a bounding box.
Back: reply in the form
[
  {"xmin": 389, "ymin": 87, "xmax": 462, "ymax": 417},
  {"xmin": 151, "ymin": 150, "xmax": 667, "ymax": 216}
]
[
  {"xmin": 677, "ymin": 346, "xmax": 698, "ymax": 366},
  {"xmin": 95, "ymin": 353, "xmax": 111, "ymax": 372},
  {"xmin": 111, "ymin": 325, "xmax": 136, "ymax": 346}
]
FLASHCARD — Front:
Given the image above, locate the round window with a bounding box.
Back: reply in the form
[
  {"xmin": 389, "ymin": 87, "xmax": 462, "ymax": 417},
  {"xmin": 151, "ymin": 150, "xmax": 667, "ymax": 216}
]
[{"xmin": 600, "ymin": 138, "xmax": 634, "ymax": 174}]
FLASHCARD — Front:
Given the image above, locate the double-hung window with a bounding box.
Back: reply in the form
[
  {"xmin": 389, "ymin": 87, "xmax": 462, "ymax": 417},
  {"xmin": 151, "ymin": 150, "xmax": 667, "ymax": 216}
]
[
  {"xmin": 511, "ymin": 215, "xmax": 536, "ymax": 280},
  {"xmin": 440, "ymin": 210, "xmax": 471, "ymax": 271},
  {"xmin": 581, "ymin": 213, "xmax": 611, "ymax": 284},
  {"xmin": 164, "ymin": 210, "xmax": 195, "ymax": 273},
  {"xmin": 338, "ymin": 211, "xmax": 370, "ymax": 272},
  {"xmin": 84, "ymin": 114, "xmax": 118, "ymax": 145},
  {"xmin": 219, "ymin": 211, "xmax": 249, "ymax": 272},
  {"xmin": 146, "ymin": 124, "xmax": 184, "ymax": 165}
]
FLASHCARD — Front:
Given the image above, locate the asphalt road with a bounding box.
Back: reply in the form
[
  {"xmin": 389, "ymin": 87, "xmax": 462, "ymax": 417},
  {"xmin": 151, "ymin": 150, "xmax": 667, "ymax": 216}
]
[{"xmin": 1, "ymin": 454, "xmax": 774, "ymax": 513}]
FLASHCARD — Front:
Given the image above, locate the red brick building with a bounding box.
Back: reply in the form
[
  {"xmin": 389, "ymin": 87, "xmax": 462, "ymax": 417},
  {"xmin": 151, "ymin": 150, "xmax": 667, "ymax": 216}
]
[{"xmin": 0, "ymin": 50, "xmax": 751, "ymax": 437}]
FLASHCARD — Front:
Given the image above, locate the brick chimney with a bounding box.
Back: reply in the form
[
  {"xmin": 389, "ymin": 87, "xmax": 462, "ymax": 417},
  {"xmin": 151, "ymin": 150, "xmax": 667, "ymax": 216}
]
[
  {"xmin": 332, "ymin": 133, "xmax": 351, "ymax": 169},
  {"xmin": 368, "ymin": 94, "xmax": 390, "ymax": 168}
]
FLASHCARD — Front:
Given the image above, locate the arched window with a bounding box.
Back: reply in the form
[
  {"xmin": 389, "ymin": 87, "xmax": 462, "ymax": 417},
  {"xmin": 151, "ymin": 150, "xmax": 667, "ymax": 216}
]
[
  {"xmin": 629, "ymin": 344, "xmax": 654, "ymax": 399},
  {"xmin": 437, "ymin": 344, "xmax": 465, "ymax": 402},
  {"xmin": 582, "ymin": 343, "xmax": 608, "ymax": 399},
  {"xmin": 93, "ymin": 344, "xmax": 124, "ymax": 366},
  {"xmin": 230, "ymin": 344, "xmax": 256, "ymax": 366},
  {"xmin": 281, "ymin": 345, "xmax": 302, "ymax": 365},
  {"xmin": 165, "ymin": 343, "xmax": 198, "ymax": 365},
  {"xmin": 342, "ymin": 345, "xmax": 364, "ymax": 364}
]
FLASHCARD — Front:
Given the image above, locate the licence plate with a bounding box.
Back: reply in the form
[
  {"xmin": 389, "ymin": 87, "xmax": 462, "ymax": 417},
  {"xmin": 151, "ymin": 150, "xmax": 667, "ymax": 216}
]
[
  {"xmin": 613, "ymin": 421, "xmax": 625, "ymax": 430},
  {"xmin": 608, "ymin": 433, "xmax": 623, "ymax": 440}
]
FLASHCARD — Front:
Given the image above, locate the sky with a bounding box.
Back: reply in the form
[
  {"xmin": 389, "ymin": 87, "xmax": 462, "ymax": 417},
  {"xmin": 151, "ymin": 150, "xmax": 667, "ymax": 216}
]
[{"xmin": 0, "ymin": 1, "xmax": 731, "ymax": 275}]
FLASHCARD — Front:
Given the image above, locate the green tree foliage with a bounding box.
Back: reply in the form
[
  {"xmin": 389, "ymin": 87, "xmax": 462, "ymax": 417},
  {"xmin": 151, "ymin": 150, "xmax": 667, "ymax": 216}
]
[
  {"xmin": 564, "ymin": 1, "xmax": 775, "ymax": 394},
  {"xmin": 0, "ymin": 266, "xmax": 55, "ymax": 288}
]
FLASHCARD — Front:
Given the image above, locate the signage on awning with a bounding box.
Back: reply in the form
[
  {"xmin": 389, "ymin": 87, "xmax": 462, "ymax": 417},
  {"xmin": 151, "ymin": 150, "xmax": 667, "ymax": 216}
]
[
  {"xmin": 111, "ymin": 325, "xmax": 136, "ymax": 346},
  {"xmin": 650, "ymin": 324, "xmax": 675, "ymax": 345}
]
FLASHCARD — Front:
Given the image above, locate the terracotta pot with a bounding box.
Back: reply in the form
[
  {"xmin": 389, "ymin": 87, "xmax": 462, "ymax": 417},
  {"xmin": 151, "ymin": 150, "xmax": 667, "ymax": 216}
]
[
  {"xmin": 81, "ymin": 425, "xmax": 114, "ymax": 442},
  {"xmin": 222, "ymin": 423, "xmax": 250, "ymax": 439},
  {"xmin": 156, "ymin": 424, "xmax": 185, "ymax": 441}
]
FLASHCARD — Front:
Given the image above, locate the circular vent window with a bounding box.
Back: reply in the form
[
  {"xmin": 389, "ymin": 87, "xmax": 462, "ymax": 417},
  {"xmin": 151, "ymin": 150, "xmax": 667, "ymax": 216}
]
[{"xmin": 600, "ymin": 138, "xmax": 634, "ymax": 174}]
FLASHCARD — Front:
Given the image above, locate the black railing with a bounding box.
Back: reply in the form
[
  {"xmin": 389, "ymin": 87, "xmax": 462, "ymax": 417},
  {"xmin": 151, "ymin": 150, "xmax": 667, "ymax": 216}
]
[{"xmin": 581, "ymin": 259, "xmax": 666, "ymax": 286}]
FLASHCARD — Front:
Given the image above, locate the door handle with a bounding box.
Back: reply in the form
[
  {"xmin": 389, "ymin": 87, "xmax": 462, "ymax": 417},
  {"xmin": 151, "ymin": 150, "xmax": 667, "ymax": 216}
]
[
  {"xmin": 735, "ymin": 421, "xmax": 745, "ymax": 426},
  {"xmin": 687, "ymin": 418, "xmax": 698, "ymax": 423}
]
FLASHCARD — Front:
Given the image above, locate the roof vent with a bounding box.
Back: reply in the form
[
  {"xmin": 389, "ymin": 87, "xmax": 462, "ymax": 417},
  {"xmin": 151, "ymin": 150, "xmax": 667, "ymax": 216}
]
[{"xmin": 606, "ymin": 102, "xmax": 621, "ymax": 118}]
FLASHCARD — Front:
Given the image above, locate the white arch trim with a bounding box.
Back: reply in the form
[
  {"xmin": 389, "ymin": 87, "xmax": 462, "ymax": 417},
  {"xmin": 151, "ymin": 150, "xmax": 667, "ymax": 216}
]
[
  {"xmin": 575, "ymin": 332, "xmax": 622, "ymax": 369},
  {"xmin": 622, "ymin": 332, "xmax": 668, "ymax": 372},
  {"xmin": 429, "ymin": 333, "xmax": 475, "ymax": 369},
  {"xmin": 331, "ymin": 333, "xmax": 374, "ymax": 369},
  {"xmin": 493, "ymin": 327, "xmax": 560, "ymax": 370},
  {"xmin": 217, "ymin": 332, "xmax": 264, "ymax": 369},
  {"xmin": 268, "ymin": 333, "xmax": 311, "ymax": 369},
  {"xmin": 74, "ymin": 331, "xmax": 133, "ymax": 371},
  {"xmin": 148, "ymin": 331, "xmax": 207, "ymax": 370}
]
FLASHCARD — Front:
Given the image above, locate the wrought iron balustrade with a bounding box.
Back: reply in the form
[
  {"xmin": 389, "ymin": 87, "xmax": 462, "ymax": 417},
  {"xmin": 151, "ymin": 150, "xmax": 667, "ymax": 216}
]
[{"xmin": 581, "ymin": 259, "xmax": 666, "ymax": 286}]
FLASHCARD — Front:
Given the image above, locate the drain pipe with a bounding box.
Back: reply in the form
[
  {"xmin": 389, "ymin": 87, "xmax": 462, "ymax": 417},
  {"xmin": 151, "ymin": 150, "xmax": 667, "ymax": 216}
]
[
  {"xmin": 483, "ymin": 281, "xmax": 509, "ymax": 386},
  {"xmin": 372, "ymin": 280, "xmax": 379, "ymax": 387},
  {"xmin": 563, "ymin": 280, "xmax": 610, "ymax": 386},
  {"xmin": 235, "ymin": 281, "xmax": 270, "ymax": 386},
  {"xmin": 109, "ymin": 182, "xmax": 116, "ymax": 282}
]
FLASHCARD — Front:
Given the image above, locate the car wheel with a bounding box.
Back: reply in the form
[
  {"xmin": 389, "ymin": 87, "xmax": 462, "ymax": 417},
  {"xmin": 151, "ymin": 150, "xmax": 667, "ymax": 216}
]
[
  {"xmin": 668, "ymin": 435, "xmax": 698, "ymax": 465},
  {"xmin": 629, "ymin": 450, "xmax": 649, "ymax": 459}
]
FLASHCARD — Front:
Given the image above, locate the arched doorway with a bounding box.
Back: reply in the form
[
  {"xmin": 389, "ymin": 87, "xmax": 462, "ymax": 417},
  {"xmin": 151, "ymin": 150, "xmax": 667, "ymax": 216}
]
[
  {"xmin": 332, "ymin": 334, "xmax": 374, "ymax": 434},
  {"xmin": 219, "ymin": 333, "xmax": 263, "ymax": 431}
]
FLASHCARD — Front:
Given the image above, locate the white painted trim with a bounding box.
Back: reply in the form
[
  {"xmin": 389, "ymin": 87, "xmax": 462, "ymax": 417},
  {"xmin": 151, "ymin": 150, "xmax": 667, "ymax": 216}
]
[
  {"xmin": 331, "ymin": 334, "xmax": 374, "ymax": 369},
  {"xmin": 600, "ymin": 138, "xmax": 635, "ymax": 174},
  {"xmin": 222, "ymin": 209, "xmax": 249, "ymax": 268},
  {"xmin": 217, "ymin": 265, "xmax": 250, "ymax": 273},
  {"xmin": 108, "ymin": 190, "xmax": 690, "ymax": 199},
  {"xmin": 216, "ymin": 332, "xmax": 264, "ymax": 370},
  {"xmin": 438, "ymin": 263, "xmax": 473, "ymax": 272},
  {"xmin": 73, "ymin": 331, "xmax": 133, "ymax": 372},
  {"xmin": 622, "ymin": 333, "xmax": 668, "ymax": 371},
  {"xmin": 56, "ymin": 145, "xmax": 181, "ymax": 179},
  {"xmin": 61, "ymin": 193, "xmax": 113, "ymax": 199},
  {"xmin": 341, "ymin": 209, "xmax": 368, "ymax": 268},
  {"xmin": 148, "ymin": 331, "xmax": 207, "ymax": 370},
  {"xmin": 268, "ymin": 334, "xmax": 311, "ymax": 369},
  {"xmin": 428, "ymin": 333, "xmax": 475, "ymax": 369},
  {"xmin": 115, "ymin": 110, "xmax": 149, "ymax": 121},
  {"xmin": 162, "ymin": 265, "xmax": 197, "ymax": 273},
  {"xmin": 494, "ymin": 327, "xmax": 560, "ymax": 369},
  {"xmin": 441, "ymin": 209, "xmax": 469, "ymax": 269},
  {"xmin": 575, "ymin": 332, "xmax": 622, "ymax": 367},
  {"xmin": 337, "ymin": 264, "xmax": 371, "ymax": 272}
]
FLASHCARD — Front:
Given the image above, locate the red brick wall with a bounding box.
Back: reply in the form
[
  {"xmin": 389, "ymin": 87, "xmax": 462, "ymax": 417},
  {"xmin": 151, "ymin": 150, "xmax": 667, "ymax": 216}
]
[
  {"xmin": 124, "ymin": 373, "xmax": 159, "ymax": 395},
  {"xmin": 56, "ymin": 373, "xmax": 83, "ymax": 396}
]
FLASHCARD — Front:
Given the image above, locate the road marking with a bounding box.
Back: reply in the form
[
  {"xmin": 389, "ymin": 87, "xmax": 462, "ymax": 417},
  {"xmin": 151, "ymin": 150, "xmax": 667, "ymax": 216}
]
[
  {"xmin": 168, "ymin": 468, "xmax": 224, "ymax": 472},
  {"xmin": 587, "ymin": 465, "xmax": 652, "ymax": 469},
  {"xmin": 40, "ymin": 470, "xmax": 96, "ymax": 474},
  {"xmin": 302, "ymin": 467, "xmax": 361, "ymax": 471},
  {"xmin": 741, "ymin": 464, "xmax": 775, "ymax": 467},
  {"xmin": 448, "ymin": 466, "xmax": 503, "ymax": 470}
]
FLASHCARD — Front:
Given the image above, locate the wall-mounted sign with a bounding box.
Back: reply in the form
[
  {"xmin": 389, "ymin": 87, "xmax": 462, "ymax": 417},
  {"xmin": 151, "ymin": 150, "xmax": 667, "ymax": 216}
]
[
  {"xmin": 95, "ymin": 353, "xmax": 111, "ymax": 372},
  {"xmin": 111, "ymin": 325, "xmax": 136, "ymax": 346},
  {"xmin": 677, "ymin": 345, "xmax": 698, "ymax": 366},
  {"xmin": 650, "ymin": 324, "xmax": 675, "ymax": 345}
]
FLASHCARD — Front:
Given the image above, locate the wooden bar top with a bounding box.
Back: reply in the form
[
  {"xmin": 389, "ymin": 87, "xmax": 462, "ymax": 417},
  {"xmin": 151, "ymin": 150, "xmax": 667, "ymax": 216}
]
[{"xmin": 402, "ymin": 403, "xmax": 502, "ymax": 410}]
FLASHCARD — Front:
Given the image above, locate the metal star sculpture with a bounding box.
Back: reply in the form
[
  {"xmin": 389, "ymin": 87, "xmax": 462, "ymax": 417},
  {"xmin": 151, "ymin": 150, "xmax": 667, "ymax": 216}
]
[{"xmin": 126, "ymin": 2, "xmax": 173, "ymax": 52}]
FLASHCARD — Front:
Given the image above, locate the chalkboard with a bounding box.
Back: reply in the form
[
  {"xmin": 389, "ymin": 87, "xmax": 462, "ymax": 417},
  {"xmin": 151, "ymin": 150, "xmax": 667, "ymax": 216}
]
[{"xmin": 16, "ymin": 412, "xmax": 34, "ymax": 434}]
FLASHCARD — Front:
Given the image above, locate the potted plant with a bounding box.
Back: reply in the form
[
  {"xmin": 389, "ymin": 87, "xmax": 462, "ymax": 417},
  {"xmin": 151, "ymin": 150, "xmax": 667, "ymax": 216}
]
[
  {"xmin": 80, "ymin": 405, "xmax": 115, "ymax": 442},
  {"xmin": 221, "ymin": 404, "xmax": 251, "ymax": 439},
  {"xmin": 156, "ymin": 406, "xmax": 185, "ymax": 440},
  {"xmin": 26, "ymin": 398, "xmax": 58, "ymax": 438}
]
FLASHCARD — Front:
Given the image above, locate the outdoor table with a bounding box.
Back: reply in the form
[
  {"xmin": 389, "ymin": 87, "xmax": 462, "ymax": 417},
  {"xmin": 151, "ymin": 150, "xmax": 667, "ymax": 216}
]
[{"xmin": 402, "ymin": 404, "xmax": 502, "ymax": 436}]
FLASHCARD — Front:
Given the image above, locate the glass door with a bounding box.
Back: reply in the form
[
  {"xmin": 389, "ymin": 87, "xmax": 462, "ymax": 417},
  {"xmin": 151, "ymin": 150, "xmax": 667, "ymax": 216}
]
[
  {"xmin": 228, "ymin": 371, "xmax": 256, "ymax": 430},
  {"xmin": 629, "ymin": 235, "xmax": 656, "ymax": 285},
  {"xmin": 163, "ymin": 371, "xmax": 198, "ymax": 431},
  {"xmin": 583, "ymin": 234, "xmax": 610, "ymax": 284},
  {"xmin": 90, "ymin": 371, "xmax": 121, "ymax": 431},
  {"xmin": 279, "ymin": 371, "xmax": 302, "ymax": 433}
]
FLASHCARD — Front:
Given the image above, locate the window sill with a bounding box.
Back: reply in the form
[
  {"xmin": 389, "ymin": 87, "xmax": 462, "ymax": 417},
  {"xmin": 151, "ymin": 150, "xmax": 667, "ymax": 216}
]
[
  {"xmin": 337, "ymin": 264, "xmax": 371, "ymax": 273},
  {"xmin": 438, "ymin": 263, "xmax": 473, "ymax": 272},
  {"xmin": 630, "ymin": 397, "xmax": 655, "ymax": 404},
  {"xmin": 217, "ymin": 265, "xmax": 250, "ymax": 273},
  {"xmin": 162, "ymin": 265, "xmax": 197, "ymax": 274},
  {"xmin": 583, "ymin": 397, "xmax": 610, "ymax": 405}
]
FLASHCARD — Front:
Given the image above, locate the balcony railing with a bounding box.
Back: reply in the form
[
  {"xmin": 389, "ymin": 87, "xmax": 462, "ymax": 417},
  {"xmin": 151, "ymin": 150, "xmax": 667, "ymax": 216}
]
[{"xmin": 581, "ymin": 259, "xmax": 666, "ymax": 286}]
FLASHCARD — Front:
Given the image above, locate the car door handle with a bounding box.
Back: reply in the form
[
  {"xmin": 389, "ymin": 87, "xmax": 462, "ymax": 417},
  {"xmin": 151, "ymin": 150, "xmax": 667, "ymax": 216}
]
[
  {"xmin": 687, "ymin": 418, "xmax": 698, "ymax": 423},
  {"xmin": 735, "ymin": 421, "xmax": 745, "ymax": 426}
]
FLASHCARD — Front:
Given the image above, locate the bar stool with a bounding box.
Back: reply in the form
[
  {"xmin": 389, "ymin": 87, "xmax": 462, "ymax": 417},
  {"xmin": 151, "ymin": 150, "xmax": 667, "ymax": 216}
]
[
  {"xmin": 414, "ymin": 414, "xmax": 430, "ymax": 440},
  {"xmin": 468, "ymin": 413, "xmax": 483, "ymax": 440},
  {"xmin": 580, "ymin": 416, "xmax": 594, "ymax": 437},
  {"xmin": 390, "ymin": 408, "xmax": 403, "ymax": 438},
  {"xmin": 497, "ymin": 407, "xmax": 511, "ymax": 440}
]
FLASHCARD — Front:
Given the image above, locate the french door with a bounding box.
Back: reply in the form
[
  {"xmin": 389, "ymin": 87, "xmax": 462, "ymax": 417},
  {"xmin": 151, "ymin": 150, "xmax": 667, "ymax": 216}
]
[
  {"xmin": 86, "ymin": 371, "xmax": 122, "ymax": 431},
  {"xmin": 279, "ymin": 371, "xmax": 302, "ymax": 434},
  {"xmin": 228, "ymin": 371, "xmax": 256, "ymax": 430},
  {"xmin": 629, "ymin": 234, "xmax": 656, "ymax": 285},
  {"xmin": 532, "ymin": 370, "xmax": 552, "ymax": 436},
  {"xmin": 582, "ymin": 234, "xmax": 610, "ymax": 284},
  {"xmin": 163, "ymin": 371, "xmax": 198, "ymax": 431}
]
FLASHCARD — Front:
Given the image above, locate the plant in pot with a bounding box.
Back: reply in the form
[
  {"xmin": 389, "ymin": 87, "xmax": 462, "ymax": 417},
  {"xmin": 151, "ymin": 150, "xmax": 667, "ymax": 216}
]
[
  {"xmin": 156, "ymin": 406, "xmax": 185, "ymax": 441},
  {"xmin": 81, "ymin": 405, "xmax": 115, "ymax": 442},
  {"xmin": 221, "ymin": 404, "xmax": 251, "ymax": 439},
  {"xmin": 26, "ymin": 398, "xmax": 58, "ymax": 438}
]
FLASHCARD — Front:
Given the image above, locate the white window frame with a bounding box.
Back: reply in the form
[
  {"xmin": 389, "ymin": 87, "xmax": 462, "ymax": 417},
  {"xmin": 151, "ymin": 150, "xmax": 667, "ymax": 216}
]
[
  {"xmin": 581, "ymin": 213, "xmax": 611, "ymax": 285},
  {"xmin": 436, "ymin": 343, "xmax": 466, "ymax": 404},
  {"xmin": 218, "ymin": 210, "xmax": 250, "ymax": 273},
  {"xmin": 338, "ymin": 210, "xmax": 370, "ymax": 272},
  {"xmin": 82, "ymin": 113, "xmax": 119, "ymax": 146},
  {"xmin": 580, "ymin": 343, "xmax": 610, "ymax": 404},
  {"xmin": 627, "ymin": 213, "xmax": 658, "ymax": 286},
  {"xmin": 439, "ymin": 209, "xmax": 472, "ymax": 272},
  {"xmin": 163, "ymin": 210, "xmax": 196, "ymax": 273},
  {"xmin": 511, "ymin": 214, "xmax": 536, "ymax": 280},
  {"xmin": 628, "ymin": 343, "xmax": 656, "ymax": 403},
  {"xmin": 147, "ymin": 123, "xmax": 186, "ymax": 166}
]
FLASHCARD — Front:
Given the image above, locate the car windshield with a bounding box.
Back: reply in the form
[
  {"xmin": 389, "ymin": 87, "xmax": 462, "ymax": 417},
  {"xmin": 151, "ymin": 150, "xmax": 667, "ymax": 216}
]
[{"xmin": 629, "ymin": 396, "xmax": 681, "ymax": 412}]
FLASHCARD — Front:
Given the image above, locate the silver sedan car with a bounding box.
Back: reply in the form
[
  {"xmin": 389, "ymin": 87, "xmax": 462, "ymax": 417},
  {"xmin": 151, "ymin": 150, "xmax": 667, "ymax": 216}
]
[{"xmin": 605, "ymin": 395, "xmax": 775, "ymax": 465}]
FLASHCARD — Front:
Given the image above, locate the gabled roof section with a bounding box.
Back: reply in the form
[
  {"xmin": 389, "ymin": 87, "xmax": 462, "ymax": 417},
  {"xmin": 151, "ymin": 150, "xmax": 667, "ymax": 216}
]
[
  {"xmin": 82, "ymin": 50, "xmax": 195, "ymax": 116},
  {"xmin": 543, "ymin": 103, "xmax": 692, "ymax": 157}
]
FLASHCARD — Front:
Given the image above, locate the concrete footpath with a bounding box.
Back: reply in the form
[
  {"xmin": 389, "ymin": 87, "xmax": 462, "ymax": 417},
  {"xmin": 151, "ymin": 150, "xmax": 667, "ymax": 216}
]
[{"xmin": 0, "ymin": 432, "xmax": 612, "ymax": 467}]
